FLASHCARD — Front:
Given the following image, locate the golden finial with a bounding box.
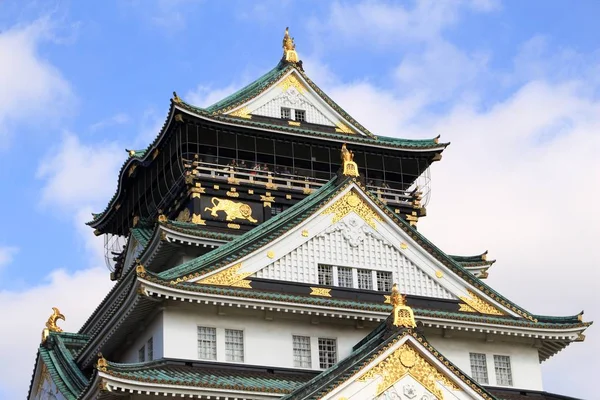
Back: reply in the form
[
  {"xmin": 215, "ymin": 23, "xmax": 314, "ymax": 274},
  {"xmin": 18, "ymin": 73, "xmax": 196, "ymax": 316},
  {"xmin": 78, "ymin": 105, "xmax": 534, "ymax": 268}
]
[
  {"xmin": 341, "ymin": 144, "xmax": 359, "ymax": 177},
  {"xmin": 390, "ymin": 284, "xmax": 416, "ymax": 328},
  {"xmin": 126, "ymin": 149, "xmax": 136, "ymax": 157},
  {"xmin": 97, "ymin": 353, "xmax": 108, "ymax": 372},
  {"xmin": 282, "ymin": 27, "xmax": 299, "ymax": 63},
  {"xmin": 135, "ymin": 263, "xmax": 146, "ymax": 277},
  {"xmin": 42, "ymin": 307, "xmax": 65, "ymax": 343},
  {"xmin": 158, "ymin": 214, "xmax": 168, "ymax": 223},
  {"xmin": 172, "ymin": 91, "xmax": 182, "ymax": 104}
]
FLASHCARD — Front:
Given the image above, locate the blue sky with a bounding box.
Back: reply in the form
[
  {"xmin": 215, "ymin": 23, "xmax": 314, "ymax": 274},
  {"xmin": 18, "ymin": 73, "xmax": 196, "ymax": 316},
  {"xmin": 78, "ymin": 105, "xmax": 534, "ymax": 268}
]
[{"xmin": 1, "ymin": 1, "xmax": 599, "ymax": 398}]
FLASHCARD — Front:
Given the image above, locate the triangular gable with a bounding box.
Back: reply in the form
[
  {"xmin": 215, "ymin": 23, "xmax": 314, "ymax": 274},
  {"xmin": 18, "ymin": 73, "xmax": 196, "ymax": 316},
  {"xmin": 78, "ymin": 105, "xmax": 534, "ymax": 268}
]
[
  {"xmin": 222, "ymin": 67, "xmax": 371, "ymax": 137},
  {"xmin": 183, "ymin": 181, "xmax": 524, "ymax": 318},
  {"xmin": 284, "ymin": 330, "xmax": 495, "ymax": 400}
]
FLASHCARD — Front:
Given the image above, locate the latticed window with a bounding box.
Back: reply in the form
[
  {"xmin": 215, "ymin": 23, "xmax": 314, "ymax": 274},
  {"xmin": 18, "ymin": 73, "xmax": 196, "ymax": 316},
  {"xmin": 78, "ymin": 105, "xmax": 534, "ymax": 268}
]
[
  {"xmin": 225, "ymin": 329, "xmax": 244, "ymax": 362},
  {"xmin": 293, "ymin": 335, "xmax": 312, "ymax": 368},
  {"xmin": 494, "ymin": 355, "xmax": 513, "ymax": 386},
  {"xmin": 338, "ymin": 267, "xmax": 353, "ymax": 288},
  {"xmin": 469, "ymin": 353, "xmax": 488, "ymax": 384},
  {"xmin": 318, "ymin": 338, "xmax": 337, "ymax": 369},
  {"xmin": 357, "ymin": 269, "xmax": 373, "ymax": 290},
  {"xmin": 318, "ymin": 265, "xmax": 333, "ymax": 286},
  {"xmin": 376, "ymin": 271, "xmax": 392, "ymax": 292},
  {"xmin": 138, "ymin": 345, "xmax": 145, "ymax": 362},
  {"xmin": 197, "ymin": 326, "xmax": 217, "ymax": 360},
  {"xmin": 281, "ymin": 107, "xmax": 291, "ymax": 119},
  {"xmin": 295, "ymin": 109, "xmax": 306, "ymax": 122},
  {"xmin": 147, "ymin": 337, "xmax": 154, "ymax": 361}
]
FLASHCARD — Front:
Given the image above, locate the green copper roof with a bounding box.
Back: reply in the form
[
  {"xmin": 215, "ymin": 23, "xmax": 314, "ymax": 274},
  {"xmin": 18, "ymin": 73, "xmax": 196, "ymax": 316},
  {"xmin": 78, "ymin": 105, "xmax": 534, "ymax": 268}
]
[
  {"xmin": 102, "ymin": 359, "xmax": 312, "ymax": 394},
  {"xmin": 28, "ymin": 332, "xmax": 90, "ymax": 400},
  {"xmin": 205, "ymin": 61, "xmax": 292, "ymax": 114}
]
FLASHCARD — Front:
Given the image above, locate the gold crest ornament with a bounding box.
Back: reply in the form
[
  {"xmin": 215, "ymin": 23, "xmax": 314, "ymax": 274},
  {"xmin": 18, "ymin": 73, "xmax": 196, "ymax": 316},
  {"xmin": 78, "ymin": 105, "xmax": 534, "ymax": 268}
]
[
  {"xmin": 341, "ymin": 144, "xmax": 359, "ymax": 177},
  {"xmin": 282, "ymin": 27, "xmax": 299, "ymax": 63},
  {"xmin": 42, "ymin": 307, "xmax": 65, "ymax": 343},
  {"xmin": 390, "ymin": 284, "xmax": 416, "ymax": 328}
]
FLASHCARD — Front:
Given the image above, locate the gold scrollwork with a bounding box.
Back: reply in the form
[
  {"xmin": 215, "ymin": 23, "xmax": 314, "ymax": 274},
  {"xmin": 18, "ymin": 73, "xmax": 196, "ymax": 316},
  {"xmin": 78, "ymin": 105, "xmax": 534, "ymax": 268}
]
[
  {"xmin": 197, "ymin": 263, "xmax": 251, "ymax": 288},
  {"xmin": 310, "ymin": 287, "xmax": 332, "ymax": 297},
  {"xmin": 205, "ymin": 197, "xmax": 258, "ymax": 223},
  {"xmin": 191, "ymin": 213, "xmax": 206, "ymax": 225},
  {"xmin": 459, "ymin": 290, "xmax": 504, "ymax": 315},
  {"xmin": 335, "ymin": 122, "xmax": 354, "ymax": 134},
  {"xmin": 358, "ymin": 343, "xmax": 460, "ymax": 398},
  {"xmin": 176, "ymin": 208, "xmax": 191, "ymax": 222},
  {"xmin": 226, "ymin": 190, "xmax": 240, "ymax": 198},
  {"xmin": 322, "ymin": 190, "xmax": 382, "ymax": 229},
  {"xmin": 228, "ymin": 223, "xmax": 241, "ymax": 229},
  {"xmin": 229, "ymin": 107, "xmax": 252, "ymax": 119}
]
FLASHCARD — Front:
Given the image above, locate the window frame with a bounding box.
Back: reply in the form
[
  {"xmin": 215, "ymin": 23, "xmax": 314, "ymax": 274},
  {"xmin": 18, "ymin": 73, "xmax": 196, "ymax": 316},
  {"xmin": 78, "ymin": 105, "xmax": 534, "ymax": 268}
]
[
  {"xmin": 147, "ymin": 337, "xmax": 154, "ymax": 361},
  {"xmin": 225, "ymin": 328, "xmax": 245, "ymax": 363},
  {"xmin": 493, "ymin": 354, "xmax": 513, "ymax": 386},
  {"xmin": 469, "ymin": 352, "xmax": 489, "ymax": 384},
  {"xmin": 292, "ymin": 335, "xmax": 312, "ymax": 368},
  {"xmin": 197, "ymin": 326, "xmax": 217, "ymax": 361},
  {"xmin": 318, "ymin": 337, "xmax": 337, "ymax": 369},
  {"xmin": 138, "ymin": 345, "xmax": 145, "ymax": 363},
  {"xmin": 281, "ymin": 107, "xmax": 291, "ymax": 120},
  {"xmin": 294, "ymin": 109, "xmax": 306, "ymax": 122}
]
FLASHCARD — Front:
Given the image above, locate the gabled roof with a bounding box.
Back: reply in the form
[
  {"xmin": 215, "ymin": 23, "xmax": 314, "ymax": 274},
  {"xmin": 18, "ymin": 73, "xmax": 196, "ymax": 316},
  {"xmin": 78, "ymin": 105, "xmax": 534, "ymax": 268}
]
[
  {"xmin": 27, "ymin": 332, "xmax": 90, "ymax": 400},
  {"xmin": 153, "ymin": 175, "xmax": 561, "ymax": 325},
  {"xmin": 281, "ymin": 319, "xmax": 497, "ymax": 400}
]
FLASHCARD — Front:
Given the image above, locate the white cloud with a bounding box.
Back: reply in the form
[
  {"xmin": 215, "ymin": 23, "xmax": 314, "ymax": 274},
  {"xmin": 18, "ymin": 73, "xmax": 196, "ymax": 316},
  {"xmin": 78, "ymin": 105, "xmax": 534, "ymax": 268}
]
[
  {"xmin": 0, "ymin": 18, "xmax": 73, "ymax": 147},
  {"xmin": 36, "ymin": 133, "xmax": 124, "ymax": 209},
  {"xmin": 0, "ymin": 266, "xmax": 113, "ymax": 399},
  {"xmin": 0, "ymin": 246, "xmax": 18, "ymax": 271},
  {"xmin": 89, "ymin": 113, "xmax": 131, "ymax": 132},
  {"xmin": 185, "ymin": 84, "xmax": 239, "ymax": 108}
]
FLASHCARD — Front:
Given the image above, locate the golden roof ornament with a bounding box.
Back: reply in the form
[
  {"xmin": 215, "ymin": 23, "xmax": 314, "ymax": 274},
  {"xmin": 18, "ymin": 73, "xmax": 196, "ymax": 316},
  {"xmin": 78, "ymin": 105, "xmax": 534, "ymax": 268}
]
[
  {"xmin": 41, "ymin": 307, "xmax": 65, "ymax": 343},
  {"xmin": 341, "ymin": 144, "xmax": 359, "ymax": 177},
  {"xmin": 390, "ymin": 284, "xmax": 416, "ymax": 328},
  {"xmin": 282, "ymin": 27, "xmax": 299, "ymax": 63}
]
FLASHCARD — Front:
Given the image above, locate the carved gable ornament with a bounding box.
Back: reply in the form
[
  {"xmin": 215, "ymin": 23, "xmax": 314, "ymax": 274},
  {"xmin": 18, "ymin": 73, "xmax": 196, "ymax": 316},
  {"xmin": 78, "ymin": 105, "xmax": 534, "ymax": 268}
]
[
  {"xmin": 322, "ymin": 190, "xmax": 382, "ymax": 229},
  {"xmin": 318, "ymin": 216, "xmax": 389, "ymax": 248},
  {"xmin": 358, "ymin": 341, "xmax": 460, "ymax": 399}
]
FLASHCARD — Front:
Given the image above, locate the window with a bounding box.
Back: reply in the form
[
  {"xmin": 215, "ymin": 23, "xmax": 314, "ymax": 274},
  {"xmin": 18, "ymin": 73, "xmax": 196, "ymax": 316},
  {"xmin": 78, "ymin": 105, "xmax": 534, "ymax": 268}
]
[
  {"xmin": 318, "ymin": 338, "xmax": 337, "ymax": 369},
  {"xmin": 294, "ymin": 109, "xmax": 306, "ymax": 122},
  {"xmin": 318, "ymin": 265, "xmax": 333, "ymax": 286},
  {"xmin": 281, "ymin": 107, "xmax": 291, "ymax": 119},
  {"xmin": 357, "ymin": 269, "xmax": 373, "ymax": 290},
  {"xmin": 338, "ymin": 267, "xmax": 353, "ymax": 288},
  {"xmin": 376, "ymin": 271, "xmax": 393, "ymax": 292},
  {"xmin": 293, "ymin": 336, "xmax": 312, "ymax": 368},
  {"xmin": 138, "ymin": 345, "xmax": 145, "ymax": 362},
  {"xmin": 469, "ymin": 353, "xmax": 488, "ymax": 384},
  {"xmin": 197, "ymin": 326, "xmax": 217, "ymax": 360},
  {"xmin": 494, "ymin": 355, "xmax": 513, "ymax": 386},
  {"xmin": 147, "ymin": 337, "xmax": 154, "ymax": 361},
  {"xmin": 225, "ymin": 329, "xmax": 244, "ymax": 362}
]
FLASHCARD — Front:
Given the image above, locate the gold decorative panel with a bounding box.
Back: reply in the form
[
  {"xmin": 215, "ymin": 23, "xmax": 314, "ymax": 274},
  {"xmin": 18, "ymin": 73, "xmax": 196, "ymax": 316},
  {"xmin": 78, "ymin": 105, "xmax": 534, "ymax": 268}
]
[
  {"xmin": 459, "ymin": 290, "xmax": 504, "ymax": 315},
  {"xmin": 310, "ymin": 287, "xmax": 331, "ymax": 297},
  {"xmin": 229, "ymin": 107, "xmax": 251, "ymax": 119},
  {"xmin": 358, "ymin": 342, "xmax": 460, "ymax": 399},
  {"xmin": 205, "ymin": 197, "xmax": 258, "ymax": 223},
  {"xmin": 197, "ymin": 263, "xmax": 251, "ymax": 288},
  {"xmin": 322, "ymin": 191, "xmax": 382, "ymax": 229}
]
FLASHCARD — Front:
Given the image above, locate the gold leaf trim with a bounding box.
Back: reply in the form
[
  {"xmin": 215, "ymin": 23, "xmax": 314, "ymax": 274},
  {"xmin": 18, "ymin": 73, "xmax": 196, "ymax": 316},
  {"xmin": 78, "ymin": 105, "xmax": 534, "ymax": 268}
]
[
  {"xmin": 459, "ymin": 290, "xmax": 504, "ymax": 315},
  {"xmin": 229, "ymin": 107, "xmax": 252, "ymax": 119},
  {"xmin": 322, "ymin": 190, "xmax": 382, "ymax": 229},
  {"xmin": 197, "ymin": 263, "xmax": 251, "ymax": 288}
]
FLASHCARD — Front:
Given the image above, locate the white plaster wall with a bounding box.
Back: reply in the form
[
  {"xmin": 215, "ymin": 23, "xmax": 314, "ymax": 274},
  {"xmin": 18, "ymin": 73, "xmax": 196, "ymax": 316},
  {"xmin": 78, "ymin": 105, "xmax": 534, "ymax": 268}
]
[
  {"xmin": 254, "ymin": 216, "xmax": 455, "ymax": 299},
  {"xmin": 252, "ymin": 89, "xmax": 335, "ymax": 126},
  {"xmin": 163, "ymin": 301, "xmax": 377, "ymax": 369},
  {"xmin": 428, "ymin": 334, "xmax": 543, "ymax": 391},
  {"xmin": 119, "ymin": 312, "xmax": 164, "ymax": 363}
]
